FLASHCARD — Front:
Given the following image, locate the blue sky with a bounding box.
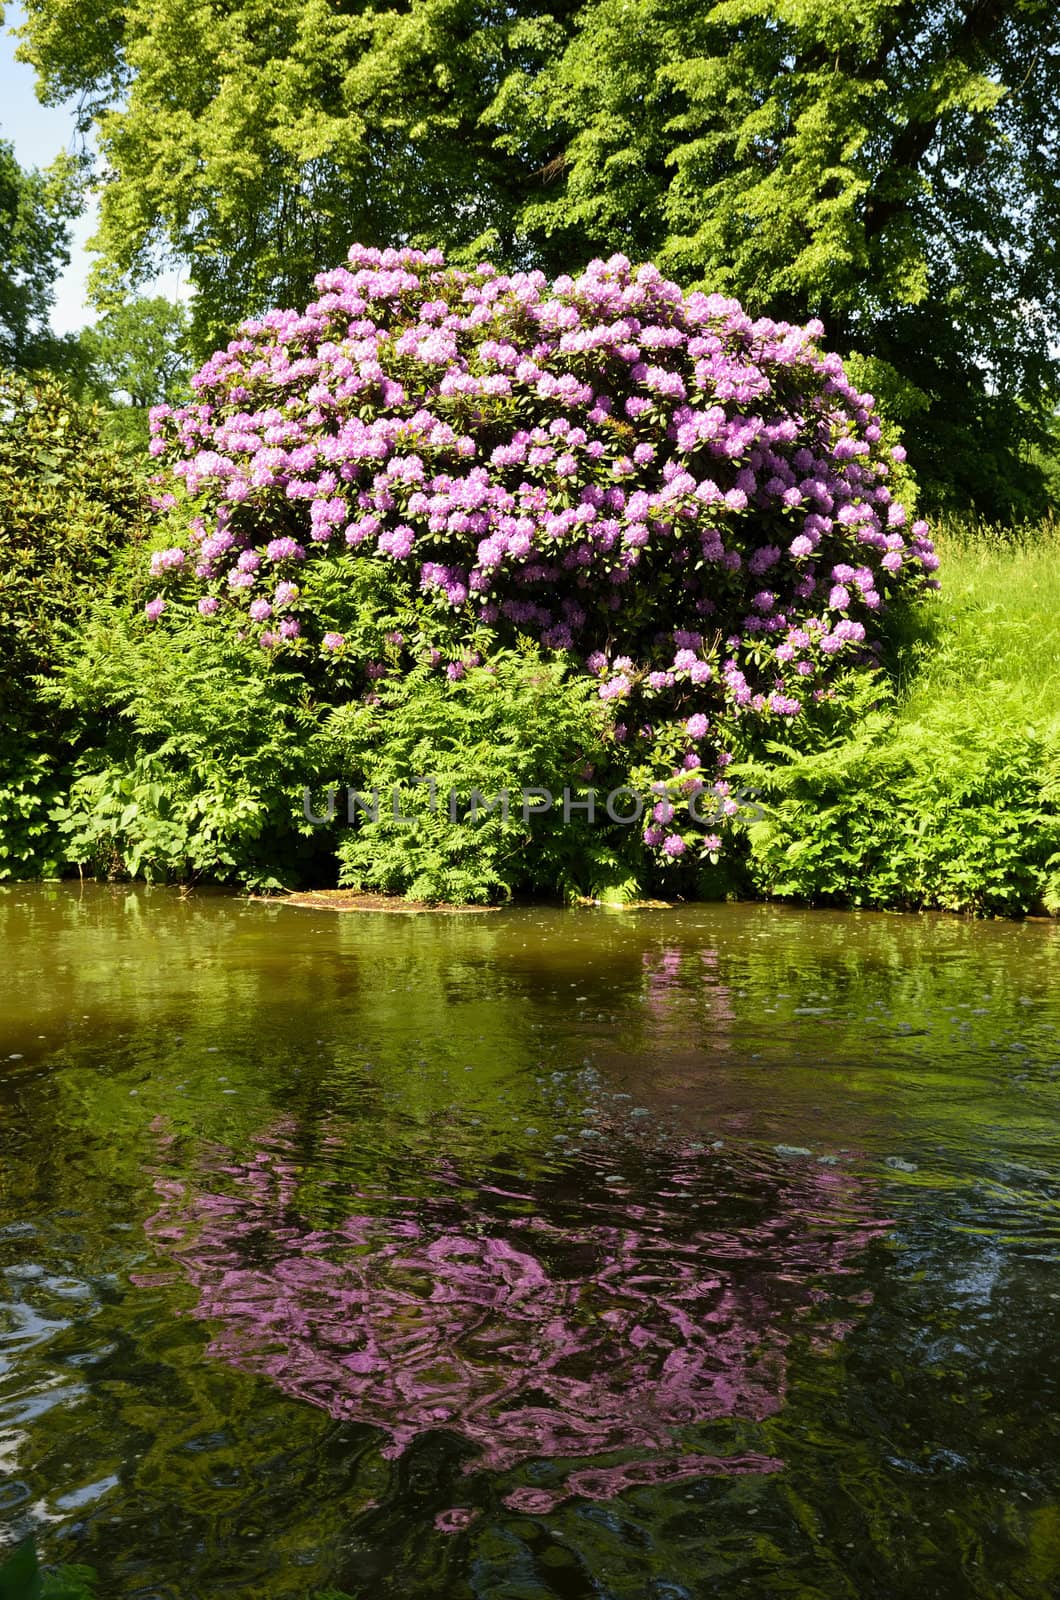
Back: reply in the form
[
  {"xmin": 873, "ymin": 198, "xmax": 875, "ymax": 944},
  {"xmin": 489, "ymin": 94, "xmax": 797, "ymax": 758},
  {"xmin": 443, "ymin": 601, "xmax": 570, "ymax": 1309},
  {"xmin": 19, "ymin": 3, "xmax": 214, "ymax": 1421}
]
[
  {"xmin": 1, "ymin": 2, "xmax": 98, "ymax": 332},
  {"xmin": 1, "ymin": 1, "xmax": 182, "ymax": 333}
]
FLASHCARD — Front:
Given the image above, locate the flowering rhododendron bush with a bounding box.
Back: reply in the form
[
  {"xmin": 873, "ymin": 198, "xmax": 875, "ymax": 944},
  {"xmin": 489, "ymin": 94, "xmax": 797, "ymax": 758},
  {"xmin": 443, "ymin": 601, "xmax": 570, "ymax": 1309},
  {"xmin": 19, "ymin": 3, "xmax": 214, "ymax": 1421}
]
[{"xmin": 145, "ymin": 244, "xmax": 939, "ymax": 868}]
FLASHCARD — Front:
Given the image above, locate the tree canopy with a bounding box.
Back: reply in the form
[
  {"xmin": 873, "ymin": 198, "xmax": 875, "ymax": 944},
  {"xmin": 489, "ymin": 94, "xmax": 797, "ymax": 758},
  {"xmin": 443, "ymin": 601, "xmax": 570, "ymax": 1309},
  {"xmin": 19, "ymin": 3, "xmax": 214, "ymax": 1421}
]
[
  {"xmin": 79, "ymin": 293, "xmax": 189, "ymax": 408},
  {"xmin": 0, "ymin": 135, "xmax": 78, "ymax": 368},
  {"xmin": 16, "ymin": 0, "xmax": 1060, "ymax": 513},
  {"xmin": 503, "ymin": 0, "xmax": 1060, "ymax": 514},
  {"xmin": 16, "ymin": 0, "xmax": 575, "ymax": 352}
]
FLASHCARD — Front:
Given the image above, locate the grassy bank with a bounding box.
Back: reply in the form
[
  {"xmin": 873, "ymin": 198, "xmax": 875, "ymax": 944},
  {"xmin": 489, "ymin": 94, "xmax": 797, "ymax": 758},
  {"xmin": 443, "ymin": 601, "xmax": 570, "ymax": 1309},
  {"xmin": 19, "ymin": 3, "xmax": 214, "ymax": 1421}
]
[
  {"xmin": 901, "ymin": 516, "xmax": 1060, "ymax": 724},
  {"xmin": 739, "ymin": 519, "xmax": 1060, "ymax": 916}
]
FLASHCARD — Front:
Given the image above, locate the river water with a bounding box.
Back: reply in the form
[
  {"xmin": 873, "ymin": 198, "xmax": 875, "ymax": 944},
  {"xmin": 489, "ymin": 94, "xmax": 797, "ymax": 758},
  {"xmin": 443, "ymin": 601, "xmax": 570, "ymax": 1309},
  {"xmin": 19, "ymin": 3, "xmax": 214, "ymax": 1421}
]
[{"xmin": 1, "ymin": 884, "xmax": 1058, "ymax": 1598}]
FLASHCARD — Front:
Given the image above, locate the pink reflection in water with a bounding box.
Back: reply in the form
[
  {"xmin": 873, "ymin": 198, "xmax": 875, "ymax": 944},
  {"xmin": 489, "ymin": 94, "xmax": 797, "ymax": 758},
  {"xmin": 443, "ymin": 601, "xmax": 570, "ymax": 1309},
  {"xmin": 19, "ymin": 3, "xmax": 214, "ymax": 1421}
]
[
  {"xmin": 434, "ymin": 1507, "xmax": 477, "ymax": 1533},
  {"xmin": 639, "ymin": 944, "xmax": 739, "ymax": 1057},
  {"xmin": 140, "ymin": 1137, "xmax": 886, "ymax": 1510}
]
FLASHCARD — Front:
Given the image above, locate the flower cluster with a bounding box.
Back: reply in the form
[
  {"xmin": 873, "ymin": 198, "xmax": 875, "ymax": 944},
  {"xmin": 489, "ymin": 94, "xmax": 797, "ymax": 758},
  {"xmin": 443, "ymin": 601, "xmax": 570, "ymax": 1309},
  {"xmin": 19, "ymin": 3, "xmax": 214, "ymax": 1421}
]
[{"xmin": 146, "ymin": 244, "xmax": 938, "ymax": 862}]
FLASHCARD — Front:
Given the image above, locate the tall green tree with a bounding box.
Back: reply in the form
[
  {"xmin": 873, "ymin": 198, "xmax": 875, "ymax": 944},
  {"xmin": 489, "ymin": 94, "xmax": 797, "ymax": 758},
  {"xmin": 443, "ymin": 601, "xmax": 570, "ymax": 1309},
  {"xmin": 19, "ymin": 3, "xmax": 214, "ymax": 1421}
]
[
  {"xmin": 76, "ymin": 293, "xmax": 191, "ymax": 447},
  {"xmin": 79, "ymin": 293, "xmax": 189, "ymax": 405},
  {"xmin": 17, "ymin": 0, "xmax": 576, "ymax": 354},
  {"xmin": 16, "ymin": 0, "xmax": 1060, "ymax": 512},
  {"xmin": 491, "ymin": 0, "xmax": 1060, "ymax": 515},
  {"xmin": 0, "ymin": 135, "xmax": 78, "ymax": 368}
]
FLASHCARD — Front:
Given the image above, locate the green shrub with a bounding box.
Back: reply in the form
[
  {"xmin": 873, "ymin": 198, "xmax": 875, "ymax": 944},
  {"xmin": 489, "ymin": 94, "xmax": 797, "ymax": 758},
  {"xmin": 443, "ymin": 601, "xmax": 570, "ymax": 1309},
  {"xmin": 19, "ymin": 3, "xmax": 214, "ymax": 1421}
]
[
  {"xmin": 327, "ymin": 647, "xmax": 637, "ymax": 904},
  {"xmin": 0, "ymin": 370, "xmax": 144, "ymax": 698},
  {"xmin": 0, "ymin": 727, "xmax": 66, "ymax": 878},
  {"xmin": 47, "ymin": 611, "xmax": 332, "ymax": 890},
  {"xmin": 740, "ymin": 695, "xmax": 1060, "ymax": 916},
  {"xmin": 734, "ymin": 515, "xmax": 1060, "ymax": 918},
  {"xmin": 14, "ymin": 379, "xmax": 1056, "ymax": 916},
  {"xmin": 0, "ymin": 370, "xmax": 145, "ymax": 877}
]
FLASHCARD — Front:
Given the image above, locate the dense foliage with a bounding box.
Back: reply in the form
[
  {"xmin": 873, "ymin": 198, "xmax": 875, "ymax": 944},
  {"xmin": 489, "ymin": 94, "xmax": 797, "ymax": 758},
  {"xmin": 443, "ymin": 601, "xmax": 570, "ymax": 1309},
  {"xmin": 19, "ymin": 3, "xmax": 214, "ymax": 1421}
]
[
  {"xmin": 496, "ymin": 0, "xmax": 1060, "ymax": 517},
  {"xmin": 17, "ymin": 0, "xmax": 1060, "ymax": 512},
  {"xmin": 49, "ymin": 614, "xmax": 329, "ymax": 889},
  {"xmin": 1, "ymin": 247, "xmax": 1054, "ymax": 916},
  {"xmin": 732, "ymin": 521, "xmax": 1060, "ymax": 916},
  {"xmin": 79, "ymin": 294, "xmax": 189, "ymax": 406},
  {"xmin": 0, "ymin": 135, "xmax": 79, "ymax": 370},
  {"xmin": 327, "ymin": 648, "xmax": 628, "ymax": 904},
  {"xmin": 140, "ymin": 243, "xmax": 937, "ymax": 882},
  {"xmin": 0, "ymin": 371, "xmax": 145, "ymax": 876},
  {"xmin": 739, "ymin": 677, "xmax": 1060, "ymax": 917},
  {"xmin": 0, "ymin": 372, "xmax": 142, "ymax": 692},
  {"xmin": 17, "ymin": 0, "xmax": 562, "ymax": 351},
  {"xmin": 77, "ymin": 293, "xmax": 191, "ymax": 447},
  {"xmin": 36, "ymin": 502, "xmax": 1060, "ymax": 914}
]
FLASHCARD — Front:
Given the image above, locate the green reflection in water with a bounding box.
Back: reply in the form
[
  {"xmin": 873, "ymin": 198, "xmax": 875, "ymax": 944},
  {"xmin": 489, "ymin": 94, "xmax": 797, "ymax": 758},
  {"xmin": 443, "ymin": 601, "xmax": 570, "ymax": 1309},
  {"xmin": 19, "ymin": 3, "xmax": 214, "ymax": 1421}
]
[{"xmin": 1, "ymin": 885, "xmax": 1058, "ymax": 1598}]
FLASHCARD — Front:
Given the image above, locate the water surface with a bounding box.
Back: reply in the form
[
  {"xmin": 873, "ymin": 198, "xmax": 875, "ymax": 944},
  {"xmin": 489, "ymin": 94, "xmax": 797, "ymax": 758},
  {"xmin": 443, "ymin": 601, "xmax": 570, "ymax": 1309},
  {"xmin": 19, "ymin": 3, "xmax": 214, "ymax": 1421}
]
[{"xmin": 1, "ymin": 885, "xmax": 1058, "ymax": 1597}]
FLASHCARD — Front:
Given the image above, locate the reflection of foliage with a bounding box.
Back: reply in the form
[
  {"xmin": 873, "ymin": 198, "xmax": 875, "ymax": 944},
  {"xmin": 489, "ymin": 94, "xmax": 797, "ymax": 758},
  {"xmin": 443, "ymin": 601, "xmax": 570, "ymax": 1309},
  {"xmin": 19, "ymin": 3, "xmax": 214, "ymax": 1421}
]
[
  {"xmin": 141, "ymin": 1128, "xmax": 885, "ymax": 1513},
  {"xmin": 0, "ymin": 1539, "xmax": 96, "ymax": 1599},
  {"xmin": 4, "ymin": 886, "xmax": 1059, "ymax": 1595},
  {"xmin": 0, "ymin": 1538, "xmax": 355, "ymax": 1600}
]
